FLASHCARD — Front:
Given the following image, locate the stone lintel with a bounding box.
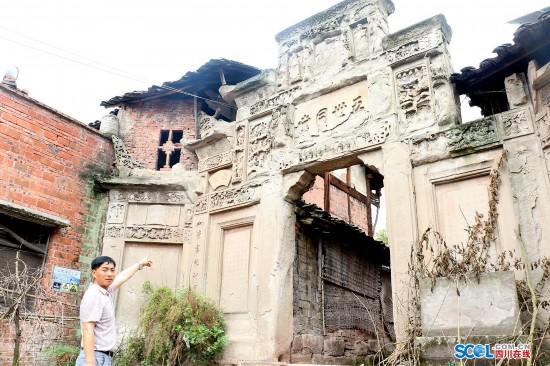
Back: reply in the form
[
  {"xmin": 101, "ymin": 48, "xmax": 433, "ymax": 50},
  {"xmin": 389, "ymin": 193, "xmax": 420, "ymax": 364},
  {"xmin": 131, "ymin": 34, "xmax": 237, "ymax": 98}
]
[{"xmin": 0, "ymin": 199, "xmax": 70, "ymax": 227}]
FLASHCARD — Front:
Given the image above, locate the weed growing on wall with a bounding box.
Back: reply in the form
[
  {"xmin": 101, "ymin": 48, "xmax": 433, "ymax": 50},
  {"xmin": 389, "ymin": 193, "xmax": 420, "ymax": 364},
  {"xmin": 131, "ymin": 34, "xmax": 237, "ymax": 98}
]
[
  {"xmin": 383, "ymin": 152, "xmax": 549, "ymax": 365},
  {"xmin": 115, "ymin": 283, "xmax": 227, "ymax": 366}
]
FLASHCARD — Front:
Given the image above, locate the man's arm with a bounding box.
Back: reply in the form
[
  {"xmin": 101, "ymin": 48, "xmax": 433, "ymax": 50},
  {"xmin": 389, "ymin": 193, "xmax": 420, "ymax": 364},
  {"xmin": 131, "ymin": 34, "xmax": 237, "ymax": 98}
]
[
  {"xmin": 81, "ymin": 322, "xmax": 96, "ymax": 366},
  {"xmin": 110, "ymin": 257, "xmax": 152, "ymax": 290}
]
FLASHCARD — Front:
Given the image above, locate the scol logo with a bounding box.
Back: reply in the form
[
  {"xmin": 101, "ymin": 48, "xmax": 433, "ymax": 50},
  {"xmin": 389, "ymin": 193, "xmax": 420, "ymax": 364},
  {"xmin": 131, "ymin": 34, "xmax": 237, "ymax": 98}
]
[{"xmin": 454, "ymin": 344, "xmax": 495, "ymax": 360}]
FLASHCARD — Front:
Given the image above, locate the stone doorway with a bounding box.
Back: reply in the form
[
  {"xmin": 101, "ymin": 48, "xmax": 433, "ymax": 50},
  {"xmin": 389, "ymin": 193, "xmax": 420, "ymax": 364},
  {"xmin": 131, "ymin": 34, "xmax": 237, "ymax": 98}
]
[{"xmin": 287, "ymin": 162, "xmax": 394, "ymax": 364}]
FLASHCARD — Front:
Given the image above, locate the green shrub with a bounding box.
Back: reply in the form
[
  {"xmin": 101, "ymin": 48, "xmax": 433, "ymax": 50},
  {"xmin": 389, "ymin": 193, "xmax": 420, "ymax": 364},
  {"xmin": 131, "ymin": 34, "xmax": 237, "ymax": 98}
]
[
  {"xmin": 44, "ymin": 344, "xmax": 80, "ymax": 366},
  {"xmin": 115, "ymin": 285, "xmax": 227, "ymax": 366}
]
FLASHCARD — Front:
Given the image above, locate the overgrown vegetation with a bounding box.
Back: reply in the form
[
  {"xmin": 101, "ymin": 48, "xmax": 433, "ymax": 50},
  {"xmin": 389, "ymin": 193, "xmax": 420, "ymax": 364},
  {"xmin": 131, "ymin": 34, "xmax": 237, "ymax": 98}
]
[
  {"xmin": 44, "ymin": 344, "xmax": 80, "ymax": 366},
  {"xmin": 375, "ymin": 229, "xmax": 389, "ymax": 246},
  {"xmin": 115, "ymin": 283, "xmax": 227, "ymax": 366},
  {"xmin": 382, "ymin": 152, "xmax": 550, "ymax": 365}
]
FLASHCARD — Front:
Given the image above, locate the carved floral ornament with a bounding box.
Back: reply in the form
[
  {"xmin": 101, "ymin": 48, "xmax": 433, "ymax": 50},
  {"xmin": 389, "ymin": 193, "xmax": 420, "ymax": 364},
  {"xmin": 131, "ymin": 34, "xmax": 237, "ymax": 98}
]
[
  {"xmin": 112, "ymin": 190, "xmax": 189, "ymax": 204},
  {"xmin": 104, "ymin": 224, "xmax": 187, "ymax": 243},
  {"xmin": 193, "ymin": 181, "xmax": 263, "ymax": 214}
]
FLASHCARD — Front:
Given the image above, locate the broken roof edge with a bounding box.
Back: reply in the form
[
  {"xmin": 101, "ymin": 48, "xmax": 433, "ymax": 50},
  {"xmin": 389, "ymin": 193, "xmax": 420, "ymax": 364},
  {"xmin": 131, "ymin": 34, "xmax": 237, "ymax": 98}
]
[
  {"xmin": 295, "ymin": 200, "xmax": 389, "ymax": 257},
  {"xmin": 450, "ymin": 10, "xmax": 550, "ymax": 93},
  {"xmin": 100, "ymin": 58, "xmax": 261, "ymax": 108},
  {"xmin": 275, "ymin": 0, "xmax": 395, "ymax": 43}
]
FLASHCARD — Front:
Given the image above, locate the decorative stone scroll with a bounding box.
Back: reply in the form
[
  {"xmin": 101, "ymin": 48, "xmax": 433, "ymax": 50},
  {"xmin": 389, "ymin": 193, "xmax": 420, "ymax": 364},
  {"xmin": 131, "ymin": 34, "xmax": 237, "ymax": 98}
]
[
  {"xmin": 125, "ymin": 225, "xmax": 183, "ymax": 242},
  {"xmin": 198, "ymin": 151, "xmax": 232, "ymax": 172},
  {"xmin": 111, "ymin": 136, "xmax": 144, "ymax": 169},
  {"xmin": 500, "ymin": 108, "xmax": 533, "ymax": 139},
  {"xmin": 114, "ymin": 191, "xmax": 151, "ymax": 202},
  {"xmin": 209, "ymin": 181, "xmax": 263, "ymax": 212},
  {"xmin": 446, "ymin": 117, "xmax": 498, "ymax": 152},
  {"xmin": 249, "ymin": 87, "xmax": 298, "ymax": 116}
]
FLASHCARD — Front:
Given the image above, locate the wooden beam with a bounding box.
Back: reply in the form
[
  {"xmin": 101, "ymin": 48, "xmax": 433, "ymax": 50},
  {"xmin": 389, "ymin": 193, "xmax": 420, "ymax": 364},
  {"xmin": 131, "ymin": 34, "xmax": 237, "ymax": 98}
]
[
  {"xmin": 346, "ymin": 168, "xmax": 352, "ymax": 223},
  {"xmin": 323, "ymin": 173, "xmax": 331, "ymax": 213},
  {"xmin": 365, "ymin": 170, "xmax": 373, "ymax": 236},
  {"xmin": 328, "ymin": 174, "xmax": 370, "ymax": 205}
]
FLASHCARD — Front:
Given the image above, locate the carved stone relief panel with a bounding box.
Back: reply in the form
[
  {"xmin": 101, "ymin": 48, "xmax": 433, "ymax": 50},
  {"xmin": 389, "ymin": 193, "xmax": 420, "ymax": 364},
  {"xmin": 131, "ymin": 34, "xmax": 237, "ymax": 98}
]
[
  {"xmin": 125, "ymin": 226, "xmax": 184, "ymax": 242},
  {"xmin": 249, "ymin": 87, "xmax": 299, "ymax": 117},
  {"xmin": 195, "ymin": 196, "xmax": 208, "ymax": 214},
  {"xmin": 232, "ymin": 122, "xmax": 247, "ymax": 184},
  {"xmin": 536, "ymin": 113, "xmax": 550, "ymax": 148},
  {"xmin": 499, "ymin": 108, "xmax": 533, "ymax": 140},
  {"xmin": 111, "ymin": 136, "xmax": 144, "ymax": 171},
  {"xmin": 384, "ymin": 24, "xmax": 445, "ymax": 65},
  {"xmin": 198, "ymin": 151, "xmax": 232, "ymax": 173},
  {"xmin": 293, "ymin": 80, "xmax": 369, "ymax": 146},
  {"xmin": 104, "ymin": 225, "xmax": 124, "ymax": 238},
  {"xmin": 107, "ymin": 202, "xmax": 126, "ymax": 224},
  {"xmin": 294, "ymin": 118, "xmax": 392, "ymax": 166},
  {"xmin": 504, "ymin": 73, "xmax": 528, "ymax": 109},
  {"xmin": 248, "ymin": 115, "xmax": 273, "ymax": 177},
  {"xmin": 209, "ymin": 181, "xmax": 263, "ymax": 213},
  {"xmin": 445, "ymin": 117, "xmax": 499, "ymax": 152},
  {"xmin": 104, "ymin": 199, "xmax": 189, "ymax": 244},
  {"xmin": 271, "ymin": 104, "xmax": 294, "ymax": 148},
  {"xmin": 112, "ymin": 190, "xmax": 190, "ymax": 205},
  {"xmin": 394, "ymin": 63, "xmax": 434, "ymax": 135}
]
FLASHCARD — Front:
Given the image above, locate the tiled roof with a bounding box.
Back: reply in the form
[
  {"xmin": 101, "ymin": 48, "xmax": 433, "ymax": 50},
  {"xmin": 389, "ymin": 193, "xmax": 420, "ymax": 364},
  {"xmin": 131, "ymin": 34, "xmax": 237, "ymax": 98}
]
[
  {"xmin": 101, "ymin": 58, "xmax": 261, "ymax": 107},
  {"xmin": 451, "ymin": 10, "xmax": 550, "ymax": 94}
]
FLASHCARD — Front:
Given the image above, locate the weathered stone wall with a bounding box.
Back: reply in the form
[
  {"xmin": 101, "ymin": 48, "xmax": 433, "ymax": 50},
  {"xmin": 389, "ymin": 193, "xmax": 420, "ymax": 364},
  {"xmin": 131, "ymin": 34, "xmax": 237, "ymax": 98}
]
[
  {"xmin": 117, "ymin": 97, "xmax": 197, "ymax": 169},
  {"xmin": 0, "ymin": 84, "xmax": 114, "ymax": 363}
]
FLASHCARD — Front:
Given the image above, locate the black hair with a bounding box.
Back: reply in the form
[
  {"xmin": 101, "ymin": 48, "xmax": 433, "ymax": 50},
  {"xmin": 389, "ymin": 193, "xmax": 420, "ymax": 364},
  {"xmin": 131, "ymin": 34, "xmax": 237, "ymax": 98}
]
[{"xmin": 91, "ymin": 256, "xmax": 116, "ymax": 270}]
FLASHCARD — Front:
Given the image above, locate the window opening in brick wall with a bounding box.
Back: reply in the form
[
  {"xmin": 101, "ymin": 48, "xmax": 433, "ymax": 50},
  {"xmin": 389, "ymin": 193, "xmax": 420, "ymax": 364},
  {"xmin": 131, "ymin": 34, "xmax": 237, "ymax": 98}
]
[
  {"xmin": 156, "ymin": 129, "xmax": 183, "ymax": 170},
  {"xmin": 0, "ymin": 213, "xmax": 51, "ymax": 310}
]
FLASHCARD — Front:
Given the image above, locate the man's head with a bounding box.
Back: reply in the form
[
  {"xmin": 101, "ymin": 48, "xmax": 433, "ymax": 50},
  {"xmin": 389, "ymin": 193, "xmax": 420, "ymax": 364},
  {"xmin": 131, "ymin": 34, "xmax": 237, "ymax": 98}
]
[{"xmin": 91, "ymin": 256, "xmax": 116, "ymax": 289}]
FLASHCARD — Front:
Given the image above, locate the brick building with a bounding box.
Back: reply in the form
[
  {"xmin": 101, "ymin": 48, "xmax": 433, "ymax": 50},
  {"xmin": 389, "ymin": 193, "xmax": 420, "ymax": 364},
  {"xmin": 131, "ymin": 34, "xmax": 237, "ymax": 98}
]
[{"xmin": 0, "ymin": 78, "xmax": 114, "ymax": 365}]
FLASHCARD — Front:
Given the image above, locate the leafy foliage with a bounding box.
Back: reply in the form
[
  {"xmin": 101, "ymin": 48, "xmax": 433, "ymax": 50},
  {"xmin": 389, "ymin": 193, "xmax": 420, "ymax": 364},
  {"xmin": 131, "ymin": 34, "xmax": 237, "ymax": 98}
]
[
  {"xmin": 374, "ymin": 229, "xmax": 389, "ymax": 246},
  {"xmin": 115, "ymin": 284, "xmax": 227, "ymax": 366},
  {"xmin": 44, "ymin": 344, "xmax": 80, "ymax": 366}
]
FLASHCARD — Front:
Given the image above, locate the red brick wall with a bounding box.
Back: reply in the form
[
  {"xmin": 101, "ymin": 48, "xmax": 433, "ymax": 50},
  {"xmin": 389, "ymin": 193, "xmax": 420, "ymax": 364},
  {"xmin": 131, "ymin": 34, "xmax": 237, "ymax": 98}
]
[
  {"xmin": 119, "ymin": 97, "xmax": 197, "ymax": 169},
  {"xmin": 0, "ymin": 85, "xmax": 114, "ymax": 364},
  {"xmin": 303, "ymin": 175, "xmax": 371, "ymax": 234}
]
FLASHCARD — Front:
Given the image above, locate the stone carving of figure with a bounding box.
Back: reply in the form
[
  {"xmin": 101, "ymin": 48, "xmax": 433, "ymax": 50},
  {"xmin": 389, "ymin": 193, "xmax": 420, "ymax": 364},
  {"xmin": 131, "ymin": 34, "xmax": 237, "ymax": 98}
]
[
  {"xmin": 288, "ymin": 53, "xmax": 302, "ymax": 83},
  {"xmin": 504, "ymin": 73, "xmax": 528, "ymax": 108}
]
